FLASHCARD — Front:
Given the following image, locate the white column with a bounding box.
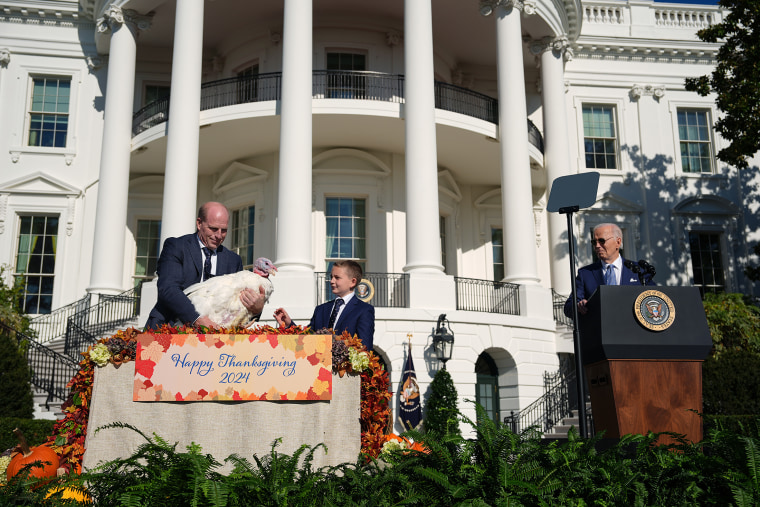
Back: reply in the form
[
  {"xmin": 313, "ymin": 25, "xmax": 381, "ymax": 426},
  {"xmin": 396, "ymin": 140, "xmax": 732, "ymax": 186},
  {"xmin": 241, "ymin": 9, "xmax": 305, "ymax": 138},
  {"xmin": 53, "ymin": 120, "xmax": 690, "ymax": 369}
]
[
  {"xmin": 403, "ymin": 0, "xmax": 443, "ymax": 274},
  {"xmin": 494, "ymin": 1, "xmax": 540, "ymax": 285},
  {"xmin": 88, "ymin": 7, "xmax": 141, "ymax": 295},
  {"xmin": 159, "ymin": 0, "xmax": 204, "ymax": 246},
  {"xmin": 275, "ymin": 0, "xmax": 313, "ymax": 272},
  {"xmin": 535, "ymin": 37, "xmax": 573, "ymax": 294},
  {"xmin": 267, "ymin": 0, "xmax": 315, "ymax": 314}
]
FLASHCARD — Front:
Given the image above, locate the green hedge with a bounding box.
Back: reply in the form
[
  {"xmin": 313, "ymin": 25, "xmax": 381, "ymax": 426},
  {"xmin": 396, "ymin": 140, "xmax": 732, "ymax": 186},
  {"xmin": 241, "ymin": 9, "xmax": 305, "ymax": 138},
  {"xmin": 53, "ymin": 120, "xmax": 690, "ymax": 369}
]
[
  {"xmin": 702, "ymin": 349, "xmax": 760, "ymax": 417},
  {"xmin": 0, "ymin": 418, "xmax": 56, "ymax": 453}
]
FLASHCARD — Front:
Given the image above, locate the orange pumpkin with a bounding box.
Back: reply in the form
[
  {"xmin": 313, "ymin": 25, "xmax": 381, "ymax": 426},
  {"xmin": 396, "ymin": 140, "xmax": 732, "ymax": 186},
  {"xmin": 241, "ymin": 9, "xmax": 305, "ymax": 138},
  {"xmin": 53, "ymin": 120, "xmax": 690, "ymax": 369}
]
[{"xmin": 6, "ymin": 428, "xmax": 60, "ymax": 482}]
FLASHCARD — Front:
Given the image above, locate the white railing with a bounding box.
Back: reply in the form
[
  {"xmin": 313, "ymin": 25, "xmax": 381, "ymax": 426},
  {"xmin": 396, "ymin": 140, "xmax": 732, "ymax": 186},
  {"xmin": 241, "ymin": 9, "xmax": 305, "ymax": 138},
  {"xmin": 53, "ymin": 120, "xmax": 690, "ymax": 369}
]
[
  {"xmin": 581, "ymin": 1, "xmax": 723, "ymax": 33},
  {"xmin": 654, "ymin": 8, "xmax": 714, "ymax": 29}
]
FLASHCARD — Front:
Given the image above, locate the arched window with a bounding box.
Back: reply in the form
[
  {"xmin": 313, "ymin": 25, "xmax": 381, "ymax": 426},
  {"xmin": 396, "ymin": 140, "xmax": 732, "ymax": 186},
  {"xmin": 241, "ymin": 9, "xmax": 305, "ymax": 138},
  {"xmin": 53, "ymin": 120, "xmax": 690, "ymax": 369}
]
[{"xmin": 475, "ymin": 352, "xmax": 500, "ymax": 423}]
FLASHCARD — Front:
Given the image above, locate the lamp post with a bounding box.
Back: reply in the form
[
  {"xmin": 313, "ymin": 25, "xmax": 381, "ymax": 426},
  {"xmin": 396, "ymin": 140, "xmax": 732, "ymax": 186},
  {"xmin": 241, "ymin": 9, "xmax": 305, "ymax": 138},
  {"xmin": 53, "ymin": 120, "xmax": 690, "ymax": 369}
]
[{"xmin": 432, "ymin": 313, "xmax": 454, "ymax": 368}]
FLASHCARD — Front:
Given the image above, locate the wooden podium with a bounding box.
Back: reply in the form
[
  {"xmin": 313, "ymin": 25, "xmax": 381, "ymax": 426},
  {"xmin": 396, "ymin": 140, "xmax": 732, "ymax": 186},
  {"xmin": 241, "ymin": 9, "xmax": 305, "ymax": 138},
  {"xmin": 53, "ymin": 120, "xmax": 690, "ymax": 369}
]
[{"xmin": 579, "ymin": 286, "xmax": 712, "ymax": 443}]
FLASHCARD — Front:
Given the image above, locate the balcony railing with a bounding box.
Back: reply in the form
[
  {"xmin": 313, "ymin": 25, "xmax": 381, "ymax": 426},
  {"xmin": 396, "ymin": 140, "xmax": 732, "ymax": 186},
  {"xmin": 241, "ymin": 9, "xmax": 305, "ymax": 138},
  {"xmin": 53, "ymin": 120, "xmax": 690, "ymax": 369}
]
[
  {"xmin": 454, "ymin": 277, "xmax": 520, "ymax": 315},
  {"xmin": 315, "ymin": 272, "xmax": 409, "ymax": 308},
  {"xmin": 552, "ymin": 289, "xmax": 573, "ymax": 327},
  {"xmin": 132, "ymin": 71, "xmax": 545, "ymax": 153}
]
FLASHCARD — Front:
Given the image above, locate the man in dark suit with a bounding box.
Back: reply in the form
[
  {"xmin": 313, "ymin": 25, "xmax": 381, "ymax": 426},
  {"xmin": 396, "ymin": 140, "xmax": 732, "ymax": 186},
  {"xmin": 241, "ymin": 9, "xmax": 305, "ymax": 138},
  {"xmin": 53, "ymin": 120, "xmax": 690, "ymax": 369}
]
[
  {"xmin": 145, "ymin": 202, "xmax": 266, "ymax": 329},
  {"xmin": 564, "ymin": 223, "xmax": 654, "ymax": 318},
  {"xmin": 274, "ymin": 260, "xmax": 375, "ymax": 351}
]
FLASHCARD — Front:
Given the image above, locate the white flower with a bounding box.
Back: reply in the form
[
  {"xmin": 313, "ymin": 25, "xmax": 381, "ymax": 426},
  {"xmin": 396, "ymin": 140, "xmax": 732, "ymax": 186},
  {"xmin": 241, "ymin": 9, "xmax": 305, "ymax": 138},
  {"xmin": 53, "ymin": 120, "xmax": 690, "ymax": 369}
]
[
  {"xmin": 349, "ymin": 348, "xmax": 370, "ymax": 371},
  {"xmin": 380, "ymin": 439, "xmax": 408, "ymax": 457},
  {"xmin": 0, "ymin": 455, "xmax": 11, "ymax": 481},
  {"xmin": 89, "ymin": 343, "xmax": 111, "ymax": 367}
]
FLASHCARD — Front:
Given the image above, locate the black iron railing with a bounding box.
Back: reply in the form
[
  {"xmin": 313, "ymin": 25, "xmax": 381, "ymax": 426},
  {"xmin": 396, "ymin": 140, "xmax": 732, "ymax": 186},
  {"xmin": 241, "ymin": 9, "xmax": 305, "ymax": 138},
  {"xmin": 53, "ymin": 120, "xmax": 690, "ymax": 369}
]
[
  {"xmin": 454, "ymin": 277, "xmax": 520, "ymax": 315},
  {"xmin": 29, "ymin": 294, "xmax": 91, "ymax": 343},
  {"xmin": 503, "ymin": 369, "xmax": 594, "ymax": 436},
  {"xmin": 131, "ymin": 71, "xmax": 545, "ymax": 153},
  {"xmin": 315, "ymin": 272, "xmax": 409, "ymax": 308},
  {"xmin": 63, "ymin": 286, "xmax": 141, "ymax": 358},
  {"xmin": 552, "ymin": 289, "xmax": 573, "ymax": 327},
  {"xmin": 1, "ymin": 322, "xmax": 78, "ymax": 409}
]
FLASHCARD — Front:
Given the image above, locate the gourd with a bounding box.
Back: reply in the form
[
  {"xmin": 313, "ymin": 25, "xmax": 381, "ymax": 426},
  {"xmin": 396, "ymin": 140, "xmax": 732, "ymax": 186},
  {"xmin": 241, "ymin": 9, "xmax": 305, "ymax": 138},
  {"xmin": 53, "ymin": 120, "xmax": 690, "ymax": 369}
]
[{"xmin": 5, "ymin": 428, "xmax": 60, "ymax": 481}]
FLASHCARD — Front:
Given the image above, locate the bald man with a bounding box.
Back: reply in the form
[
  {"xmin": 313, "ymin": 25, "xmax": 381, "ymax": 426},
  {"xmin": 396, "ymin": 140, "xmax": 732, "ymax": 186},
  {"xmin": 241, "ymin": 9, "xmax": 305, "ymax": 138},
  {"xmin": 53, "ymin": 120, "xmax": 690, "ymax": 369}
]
[{"xmin": 145, "ymin": 202, "xmax": 265, "ymax": 329}]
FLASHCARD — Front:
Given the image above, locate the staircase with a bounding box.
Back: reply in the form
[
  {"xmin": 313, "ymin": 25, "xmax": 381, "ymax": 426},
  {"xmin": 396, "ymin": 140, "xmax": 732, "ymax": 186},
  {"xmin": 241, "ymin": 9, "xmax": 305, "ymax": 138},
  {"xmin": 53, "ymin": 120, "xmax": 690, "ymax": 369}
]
[
  {"xmin": 503, "ymin": 368, "xmax": 594, "ymax": 439},
  {"xmin": 23, "ymin": 286, "xmax": 142, "ymax": 418}
]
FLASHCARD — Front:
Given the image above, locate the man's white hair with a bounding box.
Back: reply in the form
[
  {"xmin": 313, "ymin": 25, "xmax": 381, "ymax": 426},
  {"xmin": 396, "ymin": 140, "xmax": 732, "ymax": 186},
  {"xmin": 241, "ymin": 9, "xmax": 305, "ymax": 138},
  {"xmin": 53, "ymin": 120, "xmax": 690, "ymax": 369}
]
[{"xmin": 593, "ymin": 223, "xmax": 622, "ymax": 241}]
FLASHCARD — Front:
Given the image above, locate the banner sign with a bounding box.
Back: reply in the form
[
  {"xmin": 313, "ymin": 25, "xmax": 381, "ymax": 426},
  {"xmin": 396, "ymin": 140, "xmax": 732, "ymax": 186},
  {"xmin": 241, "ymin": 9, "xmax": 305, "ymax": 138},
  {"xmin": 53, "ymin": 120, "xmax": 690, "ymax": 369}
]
[{"xmin": 133, "ymin": 333, "xmax": 333, "ymax": 402}]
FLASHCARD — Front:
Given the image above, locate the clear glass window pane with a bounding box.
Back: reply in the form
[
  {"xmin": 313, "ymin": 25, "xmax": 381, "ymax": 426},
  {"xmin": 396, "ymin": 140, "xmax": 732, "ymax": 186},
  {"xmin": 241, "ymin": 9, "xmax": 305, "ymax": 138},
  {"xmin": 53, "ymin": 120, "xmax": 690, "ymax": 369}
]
[
  {"xmin": 134, "ymin": 219, "xmax": 162, "ymax": 281},
  {"xmin": 325, "ymin": 197, "xmax": 367, "ymax": 267},
  {"xmin": 582, "ymin": 105, "xmax": 618, "ymax": 170}
]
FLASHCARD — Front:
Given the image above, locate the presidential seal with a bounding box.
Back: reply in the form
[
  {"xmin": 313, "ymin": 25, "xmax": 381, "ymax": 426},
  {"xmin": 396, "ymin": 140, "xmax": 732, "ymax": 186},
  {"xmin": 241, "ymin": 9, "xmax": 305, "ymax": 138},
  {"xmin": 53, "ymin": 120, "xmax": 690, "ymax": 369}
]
[
  {"xmin": 355, "ymin": 279, "xmax": 375, "ymax": 303},
  {"xmin": 634, "ymin": 290, "xmax": 675, "ymax": 331}
]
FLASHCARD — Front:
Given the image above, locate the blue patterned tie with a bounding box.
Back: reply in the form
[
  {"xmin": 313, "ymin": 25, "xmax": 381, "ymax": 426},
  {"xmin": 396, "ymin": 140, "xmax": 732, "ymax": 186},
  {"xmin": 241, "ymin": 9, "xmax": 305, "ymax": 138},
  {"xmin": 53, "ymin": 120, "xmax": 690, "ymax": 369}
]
[
  {"xmin": 328, "ymin": 298, "xmax": 344, "ymax": 329},
  {"xmin": 604, "ymin": 264, "xmax": 615, "ymax": 285},
  {"xmin": 202, "ymin": 247, "xmax": 214, "ymax": 281}
]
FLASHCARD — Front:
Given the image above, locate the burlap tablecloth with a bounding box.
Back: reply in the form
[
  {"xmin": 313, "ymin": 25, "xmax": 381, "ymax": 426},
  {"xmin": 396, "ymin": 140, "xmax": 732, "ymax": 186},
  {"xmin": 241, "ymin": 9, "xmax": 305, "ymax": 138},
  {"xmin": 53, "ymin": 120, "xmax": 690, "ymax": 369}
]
[{"xmin": 82, "ymin": 363, "xmax": 361, "ymax": 473}]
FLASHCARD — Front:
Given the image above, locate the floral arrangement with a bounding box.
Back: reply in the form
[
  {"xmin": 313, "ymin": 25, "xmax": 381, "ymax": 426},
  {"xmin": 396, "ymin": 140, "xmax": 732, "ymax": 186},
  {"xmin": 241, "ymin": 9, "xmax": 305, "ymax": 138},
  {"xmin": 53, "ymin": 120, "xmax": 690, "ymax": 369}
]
[{"xmin": 46, "ymin": 324, "xmax": 391, "ymax": 473}]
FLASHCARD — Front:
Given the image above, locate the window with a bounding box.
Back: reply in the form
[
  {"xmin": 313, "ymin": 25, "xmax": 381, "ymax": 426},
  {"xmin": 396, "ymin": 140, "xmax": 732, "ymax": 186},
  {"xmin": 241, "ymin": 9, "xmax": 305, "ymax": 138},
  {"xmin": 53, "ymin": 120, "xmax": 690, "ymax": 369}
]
[
  {"xmin": 14, "ymin": 215, "xmax": 59, "ymax": 314},
  {"xmin": 237, "ymin": 64, "xmax": 259, "ymax": 103},
  {"xmin": 28, "ymin": 77, "xmax": 70, "ymax": 148},
  {"xmin": 325, "ymin": 197, "xmax": 366, "ymax": 271},
  {"xmin": 134, "ymin": 220, "xmax": 161, "ymax": 284},
  {"xmin": 582, "ymin": 105, "xmax": 618, "ymax": 170},
  {"xmin": 491, "ymin": 228, "xmax": 504, "ymax": 281},
  {"xmin": 326, "ymin": 51, "xmax": 367, "ymax": 99},
  {"xmin": 143, "ymin": 84, "xmax": 170, "ymax": 106},
  {"xmin": 689, "ymin": 232, "xmax": 725, "ymax": 295},
  {"xmin": 230, "ymin": 206, "xmax": 255, "ymax": 269},
  {"xmin": 475, "ymin": 353, "xmax": 500, "ymax": 424},
  {"xmin": 440, "ymin": 216, "xmax": 447, "ymax": 274},
  {"xmin": 678, "ymin": 109, "xmax": 713, "ymax": 173}
]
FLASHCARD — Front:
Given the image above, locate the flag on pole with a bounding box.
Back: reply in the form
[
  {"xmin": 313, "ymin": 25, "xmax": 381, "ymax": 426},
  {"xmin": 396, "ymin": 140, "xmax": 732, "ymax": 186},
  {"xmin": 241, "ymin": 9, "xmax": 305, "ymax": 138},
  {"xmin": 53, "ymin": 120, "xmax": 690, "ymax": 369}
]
[{"xmin": 398, "ymin": 335, "xmax": 422, "ymax": 431}]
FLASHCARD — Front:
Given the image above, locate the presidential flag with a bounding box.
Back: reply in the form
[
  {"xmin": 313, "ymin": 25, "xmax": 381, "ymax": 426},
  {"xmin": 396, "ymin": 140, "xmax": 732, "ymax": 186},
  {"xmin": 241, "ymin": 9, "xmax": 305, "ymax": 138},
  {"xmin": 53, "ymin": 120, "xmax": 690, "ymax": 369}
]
[{"xmin": 398, "ymin": 339, "xmax": 421, "ymax": 431}]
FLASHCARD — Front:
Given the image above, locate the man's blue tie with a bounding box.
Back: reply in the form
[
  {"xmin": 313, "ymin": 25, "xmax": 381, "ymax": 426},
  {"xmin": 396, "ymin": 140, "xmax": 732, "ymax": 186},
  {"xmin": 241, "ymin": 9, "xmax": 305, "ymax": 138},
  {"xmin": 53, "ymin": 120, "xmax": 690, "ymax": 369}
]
[
  {"xmin": 202, "ymin": 247, "xmax": 214, "ymax": 281},
  {"xmin": 328, "ymin": 298, "xmax": 344, "ymax": 329},
  {"xmin": 604, "ymin": 264, "xmax": 615, "ymax": 285}
]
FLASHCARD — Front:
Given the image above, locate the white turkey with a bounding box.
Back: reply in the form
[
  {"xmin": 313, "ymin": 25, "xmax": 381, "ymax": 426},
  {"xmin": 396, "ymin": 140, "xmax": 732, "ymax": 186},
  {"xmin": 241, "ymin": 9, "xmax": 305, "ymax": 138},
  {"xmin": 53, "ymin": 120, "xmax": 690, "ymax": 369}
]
[{"xmin": 183, "ymin": 257, "xmax": 277, "ymax": 328}]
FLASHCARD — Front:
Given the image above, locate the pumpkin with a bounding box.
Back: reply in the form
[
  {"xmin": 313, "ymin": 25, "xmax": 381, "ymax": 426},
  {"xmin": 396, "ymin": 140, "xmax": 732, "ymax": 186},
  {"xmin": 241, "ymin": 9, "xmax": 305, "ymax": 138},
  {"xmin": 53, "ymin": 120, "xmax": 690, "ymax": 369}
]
[
  {"xmin": 45, "ymin": 485, "xmax": 91, "ymax": 503},
  {"xmin": 6, "ymin": 428, "xmax": 60, "ymax": 482}
]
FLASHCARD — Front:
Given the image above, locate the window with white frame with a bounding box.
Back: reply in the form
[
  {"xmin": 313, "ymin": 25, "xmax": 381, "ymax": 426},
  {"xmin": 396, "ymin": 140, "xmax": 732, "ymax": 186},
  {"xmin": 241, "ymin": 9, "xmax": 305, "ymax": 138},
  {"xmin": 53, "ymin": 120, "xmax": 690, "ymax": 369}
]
[
  {"xmin": 582, "ymin": 105, "xmax": 618, "ymax": 170},
  {"xmin": 326, "ymin": 51, "xmax": 367, "ymax": 99},
  {"xmin": 134, "ymin": 219, "xmax": 161, "ymax": 285},
  {"xmin": 491, "ymin": 227, "xmax": 504, "ymax": 281},
  {"xmin": 689, "ymin": 231, "xmax": 725, "ymax": 295},
  {"xmin": 677, "ymin": 109, "xmax": 714, "ymax": 173},
  {"xmin": 325, "ymin": 197, "xmax": 366, "ymax": 271},
  {"xmin": 14, "ymin": 215, "xmax": 59, "ymax": 314},
  {"xmin": 28, "ymin": 77, "xmax": 70, "ymax": 148},
  {"xmin": 230, "ymin": 205, "xmax": 255, "ymax": 269}
]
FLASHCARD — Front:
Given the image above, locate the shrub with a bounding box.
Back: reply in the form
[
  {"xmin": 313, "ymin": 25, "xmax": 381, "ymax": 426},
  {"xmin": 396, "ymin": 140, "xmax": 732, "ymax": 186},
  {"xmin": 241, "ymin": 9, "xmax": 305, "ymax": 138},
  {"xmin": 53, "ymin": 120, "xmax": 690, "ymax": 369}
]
[
  {"xmin": 0, "ymin": 332, "xmax": 34, "ymax": 420},
  {"xmin": 702, "ymin": 350, "xmax": 760, "ymax": 416},
  {"xmin": 0, "ymin": 418, "xmax": 56, "ymax": 453},
  {"xmin": 423, "ymin": 368, "xmax": 460, "ymax": 436},
  {"xmin": 702, "ymin": 292, "xmax": 760, "ymax": 357}
]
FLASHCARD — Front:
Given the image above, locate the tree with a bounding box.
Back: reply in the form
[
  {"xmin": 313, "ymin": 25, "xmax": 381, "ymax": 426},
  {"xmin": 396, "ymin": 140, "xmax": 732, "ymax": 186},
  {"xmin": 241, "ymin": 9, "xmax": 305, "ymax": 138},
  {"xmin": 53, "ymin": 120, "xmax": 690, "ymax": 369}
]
[
  {"xmin": 0, "ymin": 266, "xmax": 35, "ymax": 419},
  {"xmin": 684, "ymin": 0, "xmax": 760, "ymax": 169},
  {"xmin": 702, "ymin": 292, "xmax": 760, "ymax": 357},
  {"xmin": 423, "ymin": 368, "xmax": 460, "ymax": 436}
]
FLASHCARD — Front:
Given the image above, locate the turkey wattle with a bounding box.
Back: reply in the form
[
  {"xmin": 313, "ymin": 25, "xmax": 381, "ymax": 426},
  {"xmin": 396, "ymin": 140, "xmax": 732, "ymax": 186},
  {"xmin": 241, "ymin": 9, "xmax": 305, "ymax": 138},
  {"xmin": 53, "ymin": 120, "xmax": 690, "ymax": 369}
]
[{"xmin": 183, "ymin": 257, "xmax": 277, "ymax": 328}]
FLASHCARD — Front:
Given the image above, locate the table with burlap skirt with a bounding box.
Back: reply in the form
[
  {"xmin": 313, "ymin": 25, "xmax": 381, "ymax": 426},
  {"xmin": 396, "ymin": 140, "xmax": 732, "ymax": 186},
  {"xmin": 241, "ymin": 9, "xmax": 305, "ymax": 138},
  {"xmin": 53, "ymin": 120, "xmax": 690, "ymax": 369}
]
[{"xmin": 82, "ymin": 363, "xmax": 361, "ymax": 473}]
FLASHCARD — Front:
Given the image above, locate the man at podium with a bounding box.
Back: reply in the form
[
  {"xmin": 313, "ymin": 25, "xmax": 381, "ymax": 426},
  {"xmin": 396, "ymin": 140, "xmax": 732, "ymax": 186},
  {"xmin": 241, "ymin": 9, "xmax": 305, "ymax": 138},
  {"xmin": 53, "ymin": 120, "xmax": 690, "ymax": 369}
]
[{"xmin": 564, "ymin": 223, "xmax": 653, "ymax": 318}]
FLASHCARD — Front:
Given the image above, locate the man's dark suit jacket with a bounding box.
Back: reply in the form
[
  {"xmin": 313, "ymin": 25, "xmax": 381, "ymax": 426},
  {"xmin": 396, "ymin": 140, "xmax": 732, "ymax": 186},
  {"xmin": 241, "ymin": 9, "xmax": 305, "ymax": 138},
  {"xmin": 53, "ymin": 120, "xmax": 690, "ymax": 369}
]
[
  {"xmin": 310, "ymin": 296, "xmax": 375, "ymax": 351},
  {"xmin": 145, "ymin": 233, "xmax": 243, "ymax": 329},
  {"xmin": 563, "ymin": 258, "xmax": 655, "ymax": 318}
]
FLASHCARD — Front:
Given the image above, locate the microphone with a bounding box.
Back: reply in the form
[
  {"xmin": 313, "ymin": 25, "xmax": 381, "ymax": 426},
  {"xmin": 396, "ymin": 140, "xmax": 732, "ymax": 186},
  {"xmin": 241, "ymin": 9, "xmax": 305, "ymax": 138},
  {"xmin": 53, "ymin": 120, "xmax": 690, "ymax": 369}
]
[
  {"xmin": 624, "ymin": 259, "xmax": 641, "ymax": 273},
  {"xmin": 638, "ymin": 259, "xmax": 656, "ymax": 276},
  {"xmin": 637, "ymin": 259, "xmax": 656, "ymax": 284}
]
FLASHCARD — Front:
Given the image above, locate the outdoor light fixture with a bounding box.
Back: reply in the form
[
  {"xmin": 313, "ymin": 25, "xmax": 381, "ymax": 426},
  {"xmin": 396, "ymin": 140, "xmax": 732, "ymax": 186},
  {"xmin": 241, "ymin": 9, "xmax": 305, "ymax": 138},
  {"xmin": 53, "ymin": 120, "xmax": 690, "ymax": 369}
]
[{"xmin": 432, "ymin": 313, "xmax": 455, "ymax": 368}]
